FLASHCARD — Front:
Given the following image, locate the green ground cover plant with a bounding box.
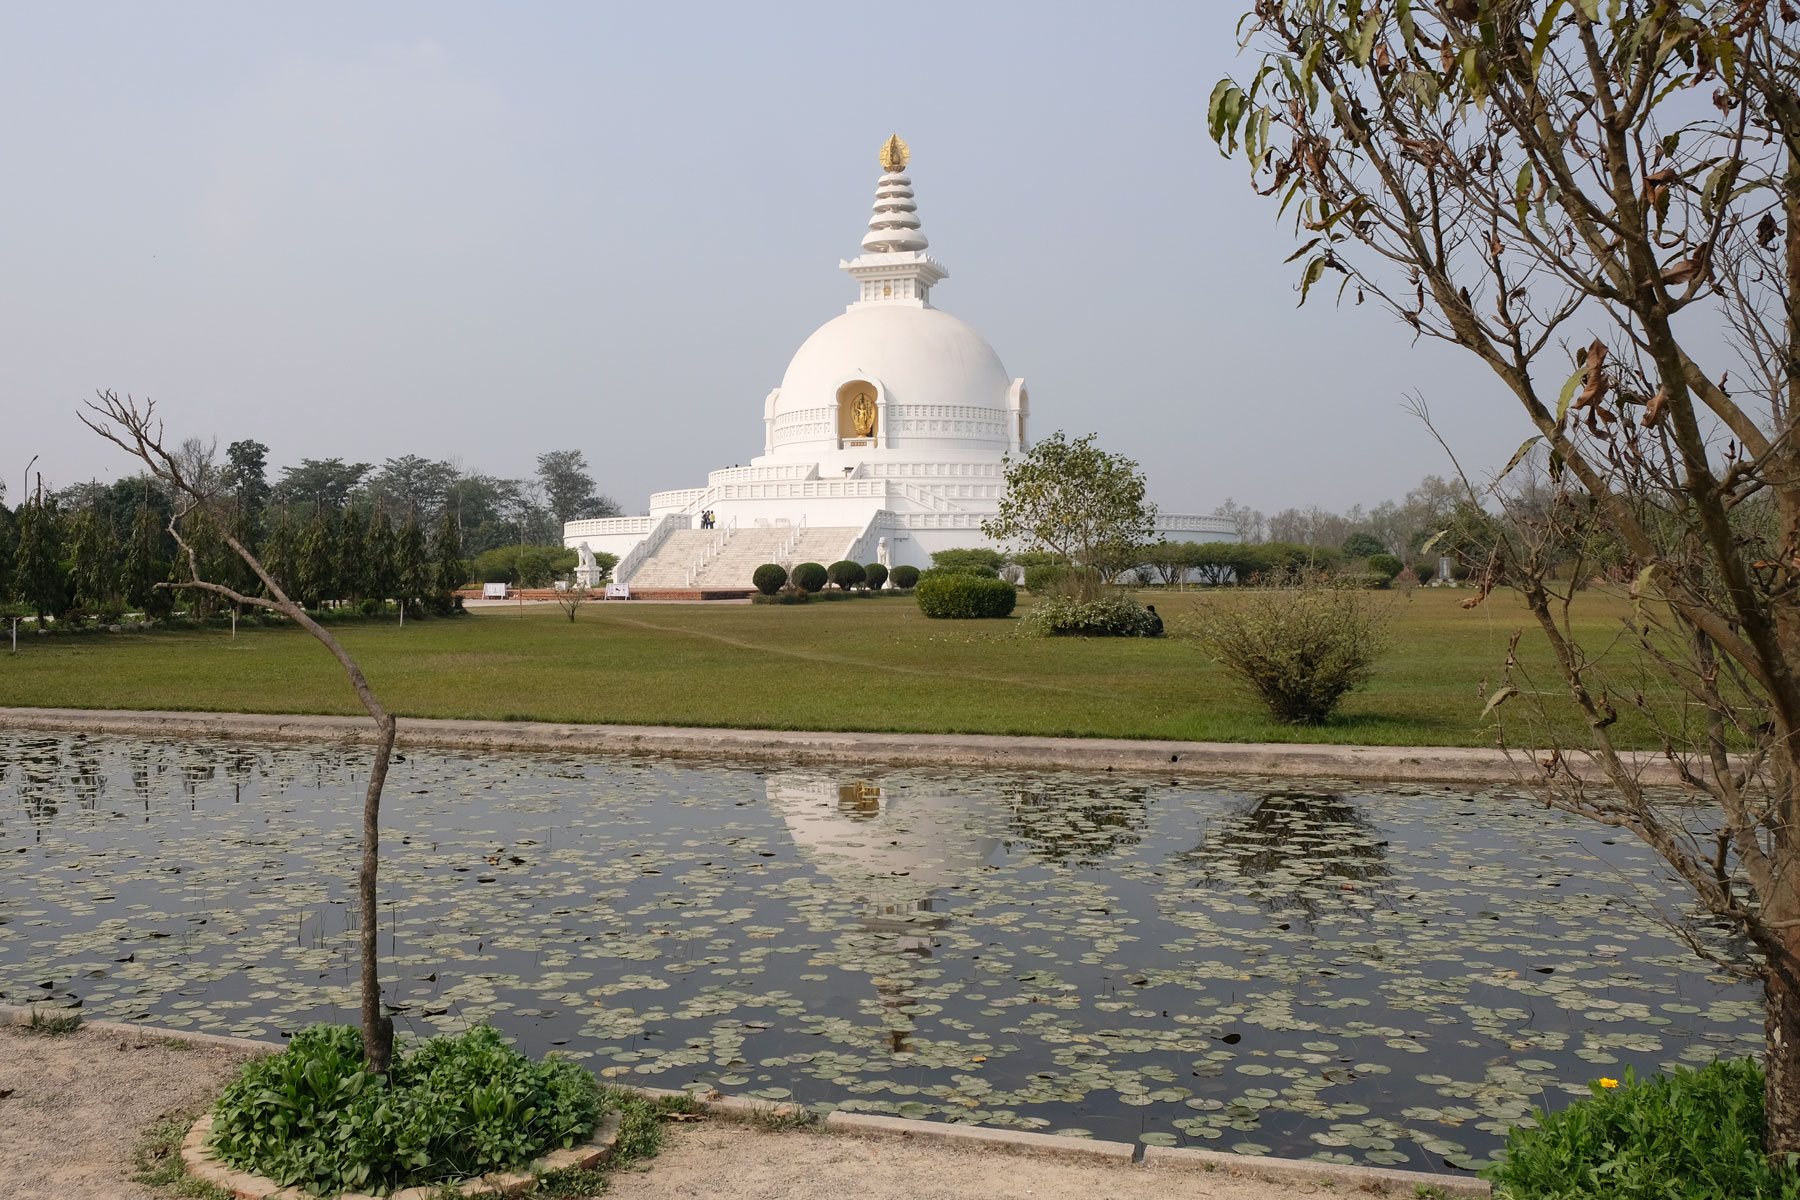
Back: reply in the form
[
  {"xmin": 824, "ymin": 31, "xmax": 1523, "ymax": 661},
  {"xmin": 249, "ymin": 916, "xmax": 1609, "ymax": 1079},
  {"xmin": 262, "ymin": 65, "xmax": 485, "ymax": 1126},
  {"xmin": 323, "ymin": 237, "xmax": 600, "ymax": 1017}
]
[
  {"xmin": 207, "ymin": 1023, "xmax": 601, "ymax": 1197},
  {"xmin": 1019, "ymin": 594, "xmax": 1159, "ymax": 637},
  {"xmin": 0, "ymin": 586, "xmax": 1680, "ymax": 746},
  {"xmin": 1485, "ymin": 1060, "xmax": 1800, "ymax": 1200}
]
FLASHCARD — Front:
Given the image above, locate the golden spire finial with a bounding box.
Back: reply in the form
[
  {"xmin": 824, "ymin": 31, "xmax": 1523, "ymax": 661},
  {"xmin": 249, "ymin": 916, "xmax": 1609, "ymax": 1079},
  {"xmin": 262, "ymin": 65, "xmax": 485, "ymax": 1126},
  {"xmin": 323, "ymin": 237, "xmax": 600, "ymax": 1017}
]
[{"xmin": 879, "ymin": 133, "xmax": 910, "ymax": 173}]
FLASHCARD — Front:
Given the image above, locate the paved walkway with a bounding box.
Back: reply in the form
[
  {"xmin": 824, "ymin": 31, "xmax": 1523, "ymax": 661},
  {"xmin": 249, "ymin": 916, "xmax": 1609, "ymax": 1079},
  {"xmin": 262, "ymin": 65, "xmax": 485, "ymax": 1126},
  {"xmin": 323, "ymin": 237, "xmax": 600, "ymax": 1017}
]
[
  {"xmin": 0, "ymin": 1018, "xmax": 1482, "ymax": 1200},
  {"xmin": 606, "ymin": 1123, "xmax": 1329, "ymax": 1200},
  {"xmin": 0, "ymin": 704, "xmax": 1684, "ymax": 785}
]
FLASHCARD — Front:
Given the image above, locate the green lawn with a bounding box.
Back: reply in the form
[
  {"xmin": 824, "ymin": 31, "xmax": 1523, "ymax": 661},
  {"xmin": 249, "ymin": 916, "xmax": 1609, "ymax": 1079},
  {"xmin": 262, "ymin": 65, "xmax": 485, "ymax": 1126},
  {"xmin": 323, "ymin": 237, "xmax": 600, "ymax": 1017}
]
[{"xmin": 0, "ymin": 588, "xmax": 1663, "ymax": 746}]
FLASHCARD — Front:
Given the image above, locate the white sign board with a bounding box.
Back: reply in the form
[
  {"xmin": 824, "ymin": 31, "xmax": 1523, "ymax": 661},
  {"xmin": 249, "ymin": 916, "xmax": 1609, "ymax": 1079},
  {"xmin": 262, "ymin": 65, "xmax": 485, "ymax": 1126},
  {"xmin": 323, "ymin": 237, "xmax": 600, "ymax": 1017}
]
[
  {"xmin": 482, "ymin": 582, "xmax": 509, "ymax": 600},
  {"xmin": 605, "ymin": 582, "xmax": 631, "ymax": 600}
]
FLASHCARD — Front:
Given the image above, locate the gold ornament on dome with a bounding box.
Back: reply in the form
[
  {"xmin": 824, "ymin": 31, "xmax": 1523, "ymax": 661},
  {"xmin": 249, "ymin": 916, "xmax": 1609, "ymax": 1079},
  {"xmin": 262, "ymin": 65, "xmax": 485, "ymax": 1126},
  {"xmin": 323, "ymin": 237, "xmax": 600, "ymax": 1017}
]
[{"xmin": 879, "ymin": 133, "xmax": 910, "ymax": 173}]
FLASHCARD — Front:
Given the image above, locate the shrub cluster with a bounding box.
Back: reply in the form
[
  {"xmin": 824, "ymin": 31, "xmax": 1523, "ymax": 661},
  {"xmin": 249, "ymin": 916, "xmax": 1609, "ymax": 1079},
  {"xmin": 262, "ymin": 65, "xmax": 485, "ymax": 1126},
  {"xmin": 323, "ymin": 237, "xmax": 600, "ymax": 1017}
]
[
  {"xmin": 890, "ymin": 564, "xmax": 920, "ymax": 589},
  {"xmin": 1019, "ymin": 595, "xmax": 1161, "ymax": 637},
  {"xmin": 752, "ymin": 563, "xmax": 787, "ymax": 595},
  {"xmin": 863, "ymin": 562, "xmax": 888, "ymax": 590},
  {"xmin": 790, "ymin": 562, "xmax": 828, "ymax": 593},
  {"xmin": 1366, "ymin": 552, "xmax": 1403, "ymax": 580},
  {"xmin": 1187, "ymin": 580, "xmax": 1390, "ymax": 724},
  {"xmin": 915, "ymin": 573, "xmax": 1017, "ymax": 619},
  {"xmin": 1486, "ymin": 1059, "xmax": 1799, "ymax": 1199},
  {"xmin": 208, "ymin": 1024, "xmax": 601, "ymax": 1196}
]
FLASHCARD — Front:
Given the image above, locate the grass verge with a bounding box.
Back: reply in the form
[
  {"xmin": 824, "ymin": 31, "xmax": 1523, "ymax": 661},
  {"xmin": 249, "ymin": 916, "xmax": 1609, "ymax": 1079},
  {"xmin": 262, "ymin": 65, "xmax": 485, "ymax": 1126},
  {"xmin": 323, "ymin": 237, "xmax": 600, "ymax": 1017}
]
[{"xmin": 0, "ymin": 587, "xmax": 1667, "ymax": 747}]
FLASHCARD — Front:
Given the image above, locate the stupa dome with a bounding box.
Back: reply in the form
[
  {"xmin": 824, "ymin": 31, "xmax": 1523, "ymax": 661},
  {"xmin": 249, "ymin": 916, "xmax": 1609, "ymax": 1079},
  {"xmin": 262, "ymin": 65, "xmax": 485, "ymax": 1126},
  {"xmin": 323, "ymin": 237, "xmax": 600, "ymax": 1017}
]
[{"xmin": 766, "ymin": 304, "xmax": 1013, "ymax": 455}]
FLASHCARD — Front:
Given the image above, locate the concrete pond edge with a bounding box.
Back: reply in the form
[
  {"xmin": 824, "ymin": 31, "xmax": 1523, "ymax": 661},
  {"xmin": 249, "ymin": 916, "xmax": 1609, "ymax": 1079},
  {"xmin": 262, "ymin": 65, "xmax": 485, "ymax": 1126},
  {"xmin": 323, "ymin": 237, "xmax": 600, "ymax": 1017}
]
[
  {"xmin": 1, "ymin": 1006, "xmax": 1490, "ymax": 1198},
  {"xmin": 0, "ymin": 704, "xmax": 1701, "ymax": 787}
]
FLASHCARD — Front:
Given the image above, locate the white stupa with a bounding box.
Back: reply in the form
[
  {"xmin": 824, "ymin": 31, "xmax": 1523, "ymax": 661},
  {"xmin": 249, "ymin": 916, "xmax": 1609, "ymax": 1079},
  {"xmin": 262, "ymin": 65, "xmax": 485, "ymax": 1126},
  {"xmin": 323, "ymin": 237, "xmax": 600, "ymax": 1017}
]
[{"xmin": 566, "ymin": 135, "xmax": 1232, "ymax": 590}]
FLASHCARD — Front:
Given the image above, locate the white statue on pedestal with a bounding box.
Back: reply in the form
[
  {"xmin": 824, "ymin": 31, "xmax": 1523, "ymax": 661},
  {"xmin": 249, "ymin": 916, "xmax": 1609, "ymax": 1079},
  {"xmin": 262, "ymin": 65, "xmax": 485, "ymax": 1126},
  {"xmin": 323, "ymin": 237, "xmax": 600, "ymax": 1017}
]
[{"xmin": 577, "ymin": 542, "xmax": 599, "ymax": 588}]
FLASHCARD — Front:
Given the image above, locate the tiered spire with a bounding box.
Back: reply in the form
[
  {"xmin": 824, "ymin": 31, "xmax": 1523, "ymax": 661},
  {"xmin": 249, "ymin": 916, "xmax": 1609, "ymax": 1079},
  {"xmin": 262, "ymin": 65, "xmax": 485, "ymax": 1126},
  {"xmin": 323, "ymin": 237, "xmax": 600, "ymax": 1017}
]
[
  {"xmin": 862, "ymin": 135, "xmax": 928, "ymax": 253},
  {"xmin": 842, "ymin": 134, "xmax": 946, "ymax": 309}
]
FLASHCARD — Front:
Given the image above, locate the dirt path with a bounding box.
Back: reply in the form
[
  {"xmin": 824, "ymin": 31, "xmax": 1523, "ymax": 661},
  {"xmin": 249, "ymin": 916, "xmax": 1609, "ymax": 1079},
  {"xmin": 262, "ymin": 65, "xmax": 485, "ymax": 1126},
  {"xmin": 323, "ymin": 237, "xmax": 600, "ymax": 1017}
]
[
  {"xmin": 0, "ymin": 1020, "xmax": 1465, "ymax": 1200},
  {"xmin": 0, "ymin": 1022, "xmax": 257, "ymax": 1199},
  {"xmin": 603, "ymin": 1122, "xmax": 1324, "ymax": 1200}
]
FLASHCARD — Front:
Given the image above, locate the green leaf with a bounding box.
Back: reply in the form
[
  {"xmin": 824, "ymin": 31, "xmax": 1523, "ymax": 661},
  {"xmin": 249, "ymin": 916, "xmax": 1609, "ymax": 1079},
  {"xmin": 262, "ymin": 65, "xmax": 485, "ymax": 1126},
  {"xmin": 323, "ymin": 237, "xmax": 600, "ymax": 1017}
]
[
  {"xmin": 1207, "ymin": 79, "xmax": 1243, "ymax": 149},
  {"xmin": 1398, "ymin": 0, "xmax": 1416, "ymax": 54},
  {"xmin": 1554, "ymin": 364, "xmax": 1585, "ymax": 424},
  {"xmin": 1530, "ymin": 0, "xmax": 1566, "ymax": 77},
  {"xmin": 1298, "ymin": 256, "xmax": 1328, "ymax": 306},
  {"xmin": 1354, "ymin": 12, "xmax": 1380, "ymax": 68},
  {"xmin": 1481, "ymin": 686, "xmax": 1518, "ymax": 719},
  {"xmin": 1283, "ymin": 237, "xmax": 1324, "ymax": 264},
  {"xmin": 1514, "ymin": 162, "xmax": 1535, "ymax": 225},
  {"xmin": 1419, "ymin": 528, "xmax": 1450, "ymax": 556},
  {"xmin": 1496, "ymin": 436, "xmax": 1542, "ymax": 484}
]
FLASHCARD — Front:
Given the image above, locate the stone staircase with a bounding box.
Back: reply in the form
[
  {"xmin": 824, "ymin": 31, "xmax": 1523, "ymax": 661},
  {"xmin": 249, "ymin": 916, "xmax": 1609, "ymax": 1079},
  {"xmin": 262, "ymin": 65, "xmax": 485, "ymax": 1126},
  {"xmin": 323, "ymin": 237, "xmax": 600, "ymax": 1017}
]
[{"xmin": 624, "ymin": 526, "xmax": 862, "ymax": 589}]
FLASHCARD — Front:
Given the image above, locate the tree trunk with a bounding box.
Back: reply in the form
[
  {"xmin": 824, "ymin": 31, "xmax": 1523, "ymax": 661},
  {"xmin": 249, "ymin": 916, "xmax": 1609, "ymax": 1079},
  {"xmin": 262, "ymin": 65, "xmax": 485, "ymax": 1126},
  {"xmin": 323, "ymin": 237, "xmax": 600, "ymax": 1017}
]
[
  {"xmin": 1767, "ymin": 941, "xmax": 1800, "ymax": 1158},
  {"xmin": 359, "ymin": 714, "xmax": 398, "ymax": 1072}
]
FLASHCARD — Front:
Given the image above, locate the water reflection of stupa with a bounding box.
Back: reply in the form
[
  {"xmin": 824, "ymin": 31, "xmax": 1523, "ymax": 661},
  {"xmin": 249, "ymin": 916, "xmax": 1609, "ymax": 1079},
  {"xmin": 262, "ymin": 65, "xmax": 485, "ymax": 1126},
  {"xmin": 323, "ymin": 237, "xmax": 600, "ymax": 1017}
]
[{"xmin": 768, "ymin": 776, "xmax": 999, "ymax": 1052}]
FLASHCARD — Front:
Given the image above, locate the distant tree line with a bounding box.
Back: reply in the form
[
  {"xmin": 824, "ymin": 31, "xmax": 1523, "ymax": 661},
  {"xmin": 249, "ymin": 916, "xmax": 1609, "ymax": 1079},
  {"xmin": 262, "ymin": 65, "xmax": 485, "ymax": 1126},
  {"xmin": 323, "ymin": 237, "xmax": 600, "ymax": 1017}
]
[{"xmin": 0, "ymin": 443, "xmax": 620, "ymax": 625}]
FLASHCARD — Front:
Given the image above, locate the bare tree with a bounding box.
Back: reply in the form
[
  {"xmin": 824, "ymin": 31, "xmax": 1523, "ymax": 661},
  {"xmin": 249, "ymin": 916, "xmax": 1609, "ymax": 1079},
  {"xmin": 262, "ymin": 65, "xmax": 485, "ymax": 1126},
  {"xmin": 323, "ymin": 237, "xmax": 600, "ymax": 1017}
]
[
  {"xmin": 80, "ymin": 391, "xmax": 397, "ymax": 1073},
  {"xmin": 552, "ymin": 577, "xmax": 590, "ymax": 622},
  {"xmin": 1214, "ymin": 0, "xmax": 1800, "ymax": 1154}
]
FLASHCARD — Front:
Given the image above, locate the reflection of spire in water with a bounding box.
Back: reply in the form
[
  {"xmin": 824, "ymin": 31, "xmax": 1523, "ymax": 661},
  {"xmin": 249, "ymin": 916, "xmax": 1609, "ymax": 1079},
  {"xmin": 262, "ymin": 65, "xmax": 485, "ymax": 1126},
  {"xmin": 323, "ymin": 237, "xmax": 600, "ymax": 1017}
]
[
  {"xmin": 768, "ymin": 774, "xmax": 998, "ymax": 1053},
  {"xmin": 1182, "ymin": 792, "xmax": 1391, "ymax": 923}
]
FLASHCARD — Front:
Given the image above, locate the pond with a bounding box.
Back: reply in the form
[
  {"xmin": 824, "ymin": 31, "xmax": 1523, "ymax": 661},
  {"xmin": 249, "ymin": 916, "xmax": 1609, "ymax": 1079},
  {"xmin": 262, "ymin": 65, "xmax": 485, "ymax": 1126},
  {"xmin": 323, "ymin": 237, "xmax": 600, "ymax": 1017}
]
[{"xmin": 0, "ymin": 732, "xmax": 1762, "ymax": 1174}]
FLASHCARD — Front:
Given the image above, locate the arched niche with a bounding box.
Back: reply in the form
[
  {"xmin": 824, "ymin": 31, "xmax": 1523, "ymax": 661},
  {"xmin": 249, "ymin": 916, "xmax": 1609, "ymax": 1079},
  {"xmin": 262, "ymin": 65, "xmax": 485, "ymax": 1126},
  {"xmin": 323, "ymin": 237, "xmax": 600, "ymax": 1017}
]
[{"xmin": 836, "ymin": 378, "xmax": 881, "ymax": 443}]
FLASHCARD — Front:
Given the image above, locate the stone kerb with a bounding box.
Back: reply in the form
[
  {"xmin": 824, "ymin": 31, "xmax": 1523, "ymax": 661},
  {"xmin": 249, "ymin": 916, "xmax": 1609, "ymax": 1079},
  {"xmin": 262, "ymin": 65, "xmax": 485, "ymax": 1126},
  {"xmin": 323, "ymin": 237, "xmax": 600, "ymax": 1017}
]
[{"xmin": 179, "ymin": 1110, "xmax": 623, "ymax": 1200}]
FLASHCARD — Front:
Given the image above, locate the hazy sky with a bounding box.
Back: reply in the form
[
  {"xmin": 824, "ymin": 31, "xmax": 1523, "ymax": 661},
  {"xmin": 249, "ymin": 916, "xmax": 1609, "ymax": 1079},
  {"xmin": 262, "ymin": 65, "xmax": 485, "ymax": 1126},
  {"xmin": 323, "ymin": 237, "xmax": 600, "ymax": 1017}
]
[{"xmin": 1, "ymin": 1, "xmax": 1532, "ymax": 517}]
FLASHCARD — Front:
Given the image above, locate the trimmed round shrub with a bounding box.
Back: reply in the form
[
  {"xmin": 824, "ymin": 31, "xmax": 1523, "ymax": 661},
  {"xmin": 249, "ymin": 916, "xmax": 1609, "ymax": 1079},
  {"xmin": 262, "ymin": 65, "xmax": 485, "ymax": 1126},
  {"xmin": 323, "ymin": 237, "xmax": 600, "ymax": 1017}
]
[
  {"xmin": 752, "ymin": 563, "xmax": 788, "ymax": 595},
  {"xmin": 1020, "ymin": 595, "xmax": 1160, "ymax": 637},
  {"xmin": 890, "ymin": 564, "xmax": 920, "ymax": 589},
  {"xmin": 790, "ymin": 562, "xmax": 828, "ymax": 593},
  {"xmin": 864, "ymin": 562, "xmax": 888, "ymax": 590},
  {"xmin": 916, "ymin": 573, "xmax": 1017, "ymax": 619},
  {"xmin": 826, "ymin": 560, "xmax": 866, "ymax": 590},
  {"xmin": 208, "ymin": 1024, "xmax": 602, "ymax": 1196}
]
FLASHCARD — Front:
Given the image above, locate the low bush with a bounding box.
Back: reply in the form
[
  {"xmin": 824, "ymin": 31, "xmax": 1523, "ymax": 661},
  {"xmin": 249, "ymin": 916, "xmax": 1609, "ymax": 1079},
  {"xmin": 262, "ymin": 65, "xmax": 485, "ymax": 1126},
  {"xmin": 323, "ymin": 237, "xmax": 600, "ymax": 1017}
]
[
  {"xmin": 752, "ymin": 563, "xmax": 787, "ymax": 595},
  {"xmin": 864, "ymin": 562, "xmax": 888, "ymax": 590},
  {"xmin": 916, "ymin": 573, "xmax": 1017, "ymax": 619},
  {"xmin": 826, "ymin": 560, "xmax": 866, "ymax": 589},
  {"xmin": 208, "ymin": 1023, "xmax": 602, "ymax": 1197},
  {"xmin": 890, "ymin": 564, "xmax": 920, "ymax": 589},
  {"xmin": 1187, "ymin": 577, "xmax": 1390, "ymax": 724},
  {"xmin": 750, "ymin": 590, "xmax": 808, "ymax": 605},
  {"xmin": 1019, "ymin": 595, "xmax": 1161, "ymax": 637},
  {"xmin": 1023, "ymin": 563, "xmax": 1069, "ymax": 593},
  {"xmin": 1484, "ymin": 1059, "xmax": 1800, "ymax": 1199},
  {"xmin": 790, "ymin": 562, "xmax": 828, "ymax": 593},
  {"xmin": 930, "ymin": 547, "xmax": 1006, "ymax": 574},
  {"xmin": 1329, "ymin": 572, "xmax": 1391, "ymax": 590},
  {"xmin": 1366, "ymin": 552, "xmax": 1403, "ymax": 580}
]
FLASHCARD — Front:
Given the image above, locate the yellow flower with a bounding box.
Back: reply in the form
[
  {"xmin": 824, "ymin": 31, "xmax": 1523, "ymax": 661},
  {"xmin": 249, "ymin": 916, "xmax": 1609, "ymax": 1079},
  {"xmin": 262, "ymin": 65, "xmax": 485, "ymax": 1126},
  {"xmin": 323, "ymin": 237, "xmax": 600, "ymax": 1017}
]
[{"xmin": 1598, "ymin": 1078, "xmax": 1619, "ymax": 1089}]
